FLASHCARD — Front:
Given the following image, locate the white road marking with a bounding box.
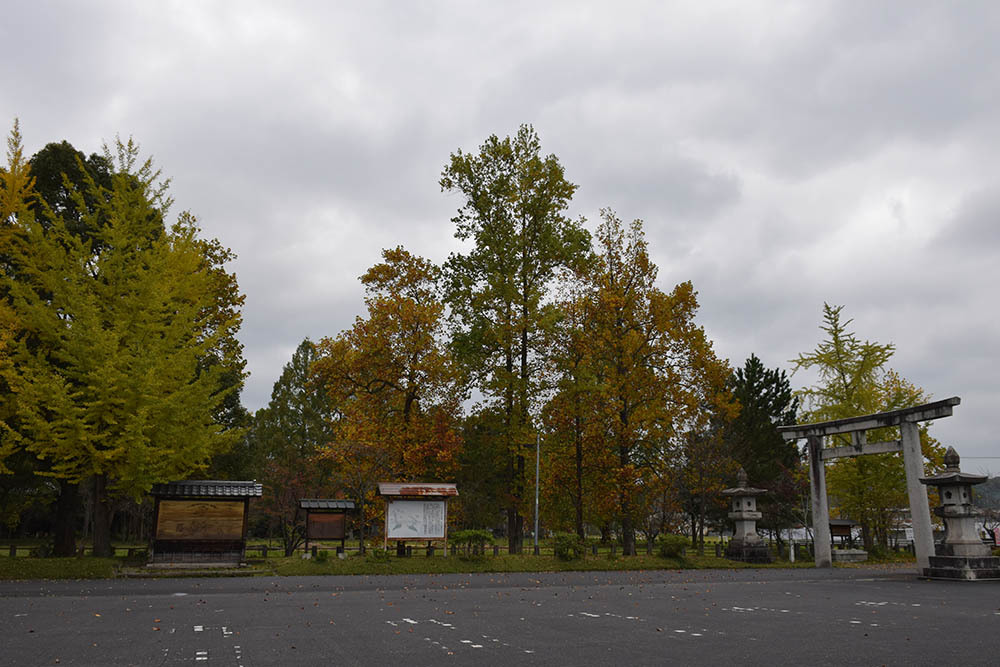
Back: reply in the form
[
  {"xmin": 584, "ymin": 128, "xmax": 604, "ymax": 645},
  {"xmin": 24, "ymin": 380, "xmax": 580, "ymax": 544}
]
[
  {"xmin": 579, "ymin": 612, "xmax": 600, "ymax": 618},
  {"xmin": 402, "ymin": 618, "xmax": 418, "ymax": 624},
  {"xmin": 194, "ymin": 625, "xmax": 203, "ymax": 632}
]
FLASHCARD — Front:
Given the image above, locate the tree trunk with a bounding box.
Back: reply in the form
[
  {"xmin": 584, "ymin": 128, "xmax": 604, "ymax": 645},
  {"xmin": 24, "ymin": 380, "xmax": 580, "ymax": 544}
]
[
  {"xmin": 861, "ymin": 523, "xmax": 873, "ymax": 552},
  {"xmin": 574, "ymin": 412, "xmax": 584, "ymax": 540},
  {"xmin": 92, "ymin": 474, "xmax": 113, "ymax": 557},
  {"xmin": 622, "ymin": 514, "xmax": 635, "ymax": 556},
  {"xmin": 505, "ymin": 445, "xmax": 523, "ymax": 554},
  {"xmin": 515, "ymin": 453, "xmax": 525, "ymax": 552},
  {"xmin": 358, "ymin": 497, "xmax": 366, "ymax": 554},
  {"xmin": 51, "ymin": 481, "xmax": 79, "ymax": 557},
  {"xmin": 698, "ymin": 487, "xmax": 706, "ymax": 556}
]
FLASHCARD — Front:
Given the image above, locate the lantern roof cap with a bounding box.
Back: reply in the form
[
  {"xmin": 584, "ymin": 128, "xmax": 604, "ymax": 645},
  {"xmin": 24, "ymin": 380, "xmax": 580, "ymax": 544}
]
[
  {"xmin": 920, "ymin": 447, "xmax": 988, "ymax": 486},
  {"xmin": 721, "ymin": 467, "xmax": 767, "ymax": 496}
]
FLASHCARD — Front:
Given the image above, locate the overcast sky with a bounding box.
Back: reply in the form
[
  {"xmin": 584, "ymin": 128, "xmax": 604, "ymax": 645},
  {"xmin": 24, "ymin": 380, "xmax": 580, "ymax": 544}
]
[{"xmin": 3, "ymin": 1, "xmax": 997, "ymax": 472}]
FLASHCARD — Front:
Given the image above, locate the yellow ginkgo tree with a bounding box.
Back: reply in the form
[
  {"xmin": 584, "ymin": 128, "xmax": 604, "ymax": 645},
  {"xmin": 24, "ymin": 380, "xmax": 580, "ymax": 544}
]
[{"xmin": 2, "ymin": 126, "xmax": 244, "ymax": 556}]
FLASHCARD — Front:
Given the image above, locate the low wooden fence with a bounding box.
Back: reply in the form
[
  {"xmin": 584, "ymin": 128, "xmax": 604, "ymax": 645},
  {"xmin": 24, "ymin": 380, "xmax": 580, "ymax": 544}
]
[{"xmin": 2, "ymin": 545, "xmax": 148, "ymax": 558}]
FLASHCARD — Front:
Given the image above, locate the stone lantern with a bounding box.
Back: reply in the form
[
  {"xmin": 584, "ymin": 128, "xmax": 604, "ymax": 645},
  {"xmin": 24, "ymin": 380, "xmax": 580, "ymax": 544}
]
[
  {"xmin": 919, "ymin": 447, "xmax": 1000, "ymax": 580},
  {"xmin": 721, "ymin": 467, "xmax": 770, "ymax": 563}
]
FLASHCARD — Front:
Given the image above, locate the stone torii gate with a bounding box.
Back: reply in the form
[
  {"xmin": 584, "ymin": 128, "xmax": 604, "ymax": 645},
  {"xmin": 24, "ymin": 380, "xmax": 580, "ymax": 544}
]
[{"xmin": 777, "ymin": 397, "xmax": 961, "ymax": 571}]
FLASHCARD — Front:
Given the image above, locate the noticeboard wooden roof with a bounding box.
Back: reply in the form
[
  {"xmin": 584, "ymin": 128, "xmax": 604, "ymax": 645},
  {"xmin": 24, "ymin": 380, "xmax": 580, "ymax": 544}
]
[
  {"xmin": 299, "ymin": 499, "xmax": 357, "ymax": 511},
  {"xmin": 150, "ymin": 480, "xmax": 263, "ymax": 499},
  {"xmin": 377, "ymin": 482, "xmax": 458, "ymax": 498}
]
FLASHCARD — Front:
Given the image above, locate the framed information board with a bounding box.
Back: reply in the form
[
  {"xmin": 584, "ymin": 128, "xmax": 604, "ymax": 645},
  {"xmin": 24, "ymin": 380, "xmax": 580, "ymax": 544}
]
[
  {"xmin": 386, "ymin": 500, "xmax": 447, "ymax": 539},
  {"xmin": 377, "ymin": 482, "xmax": 458, "ymax": 550}
]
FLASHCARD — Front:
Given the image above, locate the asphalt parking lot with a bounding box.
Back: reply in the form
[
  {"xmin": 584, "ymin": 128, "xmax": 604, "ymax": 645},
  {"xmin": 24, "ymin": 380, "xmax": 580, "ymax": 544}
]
[{"xmin": 2, "ymin": 566, "xmax": 998, "ymax": 666}]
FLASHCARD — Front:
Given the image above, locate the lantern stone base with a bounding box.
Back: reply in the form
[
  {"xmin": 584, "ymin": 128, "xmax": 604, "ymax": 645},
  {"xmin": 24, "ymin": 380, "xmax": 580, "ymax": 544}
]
[
  {"xmin": 922, "ymin": 554, "xmax": 1000, "ymax": 581},
  {"xmin": 725, "ymin": 538, "xmax": 771, "ymax": 563},
  {"xmin": 832, "ymin": 549, "xmax": 867, "ymax": 563}
]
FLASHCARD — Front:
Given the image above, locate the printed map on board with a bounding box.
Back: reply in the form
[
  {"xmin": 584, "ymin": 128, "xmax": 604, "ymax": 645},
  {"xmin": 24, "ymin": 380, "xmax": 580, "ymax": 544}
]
[{"xmin": 386, "ymin": 500, "xmax": 446, "ymax": 539}]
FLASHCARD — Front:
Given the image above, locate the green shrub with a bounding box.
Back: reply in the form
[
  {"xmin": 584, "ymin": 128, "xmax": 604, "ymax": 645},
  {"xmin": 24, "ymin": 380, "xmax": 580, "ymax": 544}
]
[
  {"xmin": 450, "ymin": 529, "xmax": 495, "ymax": 555},
  {"xmin": 30, "ymin": 543, "xmax": 52, "ymax": 558},
  {"xmin": 553, "ymin": 533, "xmax": 586, "ymax": 561},
  {"xmin": 365, "ymin": 548, "xmax": 391, "ymax": 563},
  {"xmin": 658, "ymin": 534, "xmax": 688, "ymax": 559},
  {"xmin": 315, "ymin": 549, "xmax": 330, "ymax": 563}
]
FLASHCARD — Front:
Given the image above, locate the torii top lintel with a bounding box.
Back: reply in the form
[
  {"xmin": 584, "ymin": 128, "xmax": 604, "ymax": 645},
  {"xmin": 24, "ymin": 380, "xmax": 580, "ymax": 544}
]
[{"xmin": 776, "ymin": 397, "xmax": 960, "ymax": 441}]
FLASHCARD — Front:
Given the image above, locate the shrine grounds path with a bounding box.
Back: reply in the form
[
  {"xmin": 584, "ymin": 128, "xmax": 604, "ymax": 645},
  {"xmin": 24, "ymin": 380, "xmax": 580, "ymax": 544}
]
[{"xmin": 1, "ymin": 565, "xmax": 997, "ymax": 666}]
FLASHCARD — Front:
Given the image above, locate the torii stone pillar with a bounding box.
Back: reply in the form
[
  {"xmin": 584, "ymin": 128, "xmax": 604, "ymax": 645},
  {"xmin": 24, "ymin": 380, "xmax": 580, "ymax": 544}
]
[
  {"xmin": 806, "ymin": 436, "xmax": 832, "ymax": 568},
  {"xmin": 778, "ymin": 397, "xmax": 960, "ymax": 571}
]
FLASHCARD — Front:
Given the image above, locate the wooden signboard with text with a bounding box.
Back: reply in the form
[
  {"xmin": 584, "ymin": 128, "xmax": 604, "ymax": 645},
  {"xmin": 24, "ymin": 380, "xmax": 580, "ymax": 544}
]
[{"xmin": 155, "ymin": 500, "xmax": 245, "ymax": 540}]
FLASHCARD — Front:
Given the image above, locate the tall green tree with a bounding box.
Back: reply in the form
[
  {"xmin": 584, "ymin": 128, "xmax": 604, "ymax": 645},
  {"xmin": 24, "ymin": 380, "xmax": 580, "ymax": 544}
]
[
  {"xmin": 792, "ymin": 304, "xmax": 945, "ymax": 551},
  {"xmin": 678, "ymin": 424, "xmax": 735, "ymax": 553},
  {"xmin": 441, "ymin": 125, "xmax": 590, "ymax": 552},
  {"xmin": 0, "ymin": 123, "xmax": 73, "ymax": 548},
  {"xmin": 252, "ymin": 339, "xmax": 336, "ymax": 555},
  {"xmin": 725, "ymin": 354, "xmax": 803, "ymax": 540},
  {"xmin": 28, "ymin": 140, "xmax": 112, "ymax": 245},
  {"xmin": 2, "ymin": 131, "xmax": 244, "ymax": 556},
  {"xmin": 0, "ymin": 121, "xmax": 32, "ymax": 472}
]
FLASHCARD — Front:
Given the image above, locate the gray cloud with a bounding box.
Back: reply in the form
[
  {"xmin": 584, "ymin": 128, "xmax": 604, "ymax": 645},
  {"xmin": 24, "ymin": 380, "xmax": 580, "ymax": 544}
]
[{"xmin": 3, "ymin": 0, "xmax": 998, "ymax": 471}]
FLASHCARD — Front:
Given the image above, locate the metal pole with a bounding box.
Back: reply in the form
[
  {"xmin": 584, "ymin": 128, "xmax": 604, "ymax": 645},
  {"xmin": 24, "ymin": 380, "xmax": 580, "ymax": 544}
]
[{"xmin": 534, "ymin": 433, "xmax": 540, "ymax": 555}]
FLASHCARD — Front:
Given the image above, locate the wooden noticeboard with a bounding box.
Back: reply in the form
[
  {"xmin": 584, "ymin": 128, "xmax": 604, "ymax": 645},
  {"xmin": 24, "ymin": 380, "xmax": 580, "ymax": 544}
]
[
  {"xmin": 155, "ymin": 500, "xmax": 245, "ymax": 540},
  {"xmin": 307, "ymin": 512, "xmax": 346, "ymax": 540}
]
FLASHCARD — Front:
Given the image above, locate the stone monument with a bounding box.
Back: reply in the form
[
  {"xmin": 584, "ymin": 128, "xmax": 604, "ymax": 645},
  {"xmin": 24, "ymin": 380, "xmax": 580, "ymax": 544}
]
[
  {"xmin": 920, "ymin": 447, "xmax": 1000, "ymax": 580},
  {"xmin": 722, "ymin": 468, "xmax": 771, "ymax": 563}
]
